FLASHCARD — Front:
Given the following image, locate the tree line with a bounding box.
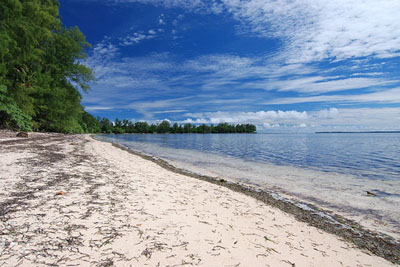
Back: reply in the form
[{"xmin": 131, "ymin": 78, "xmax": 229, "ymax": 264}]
[{"xmin": 85, "ymin": 117, "xmax": 256, "ymax": 134}]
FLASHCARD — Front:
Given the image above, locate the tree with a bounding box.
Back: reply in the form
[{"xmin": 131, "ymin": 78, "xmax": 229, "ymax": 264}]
[
  {"xmin": 99, "ymin": 117, "xmax": 113, "ymax": 133},
  {"xmin": 134, "ymin": 121, "xmax": 149, "ymax": 133},
  {"xmin": 183, "ymin": 123, "xmax": 192, "ymax": 133},
  {"xmin": 148, "ymin": 124, "xmax": 157, "ymax": 133},
  {"xmin": 157, "ymin": 120, "xmax": 171, "ymax": 133},
  {"xmin": 171, "ymin": 122, "xmax": 179, "ymax": 133},
  {"xmin": 81, "ymin": 111, "xmax": 100, "ymax": 133},
  {"xmin": 0, "ymin": 0, "xmax": 94, "ymax": 133}
]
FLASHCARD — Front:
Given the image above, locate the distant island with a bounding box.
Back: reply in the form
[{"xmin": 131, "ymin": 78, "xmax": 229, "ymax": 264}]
[
  {"xmin": 316, "ymin": 131, "xmax": 400, "ymax": 134},
  {"xmin": 94, "ymin": 118, "xmax": 257, "ymax": 134}
]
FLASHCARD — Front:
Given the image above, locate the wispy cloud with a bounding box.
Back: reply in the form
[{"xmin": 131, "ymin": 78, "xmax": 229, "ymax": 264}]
[
  {"xmin": 78, "ymin": 0, "xmax": 400, "ymax": 130},
  {"xmin": 248, "ymin": 76, "xmax": 398, "ymax": 94},
  {"xmin": 127, "ymin": 97, "xmax": 193, "ymax": 118},
  {"xmin": 265, "ymin": 87, "xmax": 400, "ymax": 105},
  {"xmin": 84, "ymin": 106, "xmax": 114, "ymax": 111},
  {"xmin": 101, "ymin": 0, "xmax": 400, "ymax": 62},
  {"xmin": 223, "ymin": 0, "xmax": 400, "ymax": 63},
  {"xmin": 120, "ymin": 31, "xmax": 157, "ymax": 46},
  {"xmin": 84, "ymin": 46, "xmax": 399, "ymax": 115}
]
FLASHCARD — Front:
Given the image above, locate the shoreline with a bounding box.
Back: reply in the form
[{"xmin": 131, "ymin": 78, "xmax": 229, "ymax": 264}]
[
  {"xmin": 0, "ymin": 132, "xmax": 398, "ymax": 266},
  {"xmin": 95, "ymin": 132, "xmax": 400, "ymax": 240},
  {"xmin": 106, "ymin": 138, "xmax": 400, "ymax": 264}
]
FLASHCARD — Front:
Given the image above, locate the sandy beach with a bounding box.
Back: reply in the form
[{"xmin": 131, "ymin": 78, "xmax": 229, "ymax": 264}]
[{"xmin": 0, "ymin": 132, "xmax": 398, "ymax": 266}]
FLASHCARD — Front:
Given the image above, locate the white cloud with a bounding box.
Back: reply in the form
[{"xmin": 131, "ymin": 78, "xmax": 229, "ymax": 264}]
[
  {"xmin": 85, "ymin": 1, "xmax": 400, "ymax": 102},
  {"xmin": 113, "ymin": 0, "xmax": 225, "ymax": 14},
  {"xmin": 307, "ymin": 108, "xmax": 400, "ymax": 131},
  {"xmin": 183, "ymin": 54, "xmax": 255, "ymax": 73},
  {"xmin": 222, "ymin": 0, "xmax": 400, "ymax": 63},
  {"xmin": 128, "ymin": 97, "xmax": 193, "ymax": 118},
  {"xmin": 180, "ymin": 108, "xmax": 400, "ymax": 132},
  {"xmin": 85, "ymin": 44, "xmax": 400, "ymax": 112},
  {"xmin": 91, "ymin": 41, "xmax": 119, "ymax": 61},
  {"xmin": 96, "ymin": 0, "xmax": 400, "ymax": 63},
  {"xmin": 265, "ymin": 88, "xmax": 400, "ymax": 105},
  {"xmin": 84, "ymin": 106, "xmax": 114, "ymax": 111},
  {"xmin": 182, "ymin": 110, "xmax": 308, "ymax": 124},
  {"xmin": 120, "ymin": 32, "xmax": 156, "ymax": 46},
  {"xmin": 255, "ymin": 76, "xmax": 398, "ymax": 93},
  {"xmin": 153, "ymin": 109, "xmax": 187, "ymax": 114},
  {"xmin": 316, "ymin": 108, "xmax": 339, "ymax": 119}
]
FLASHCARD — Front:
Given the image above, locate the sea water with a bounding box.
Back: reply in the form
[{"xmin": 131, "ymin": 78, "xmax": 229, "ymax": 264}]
[{"xmin": 95, "ymin": 133, "xmax": 400, "ymax": 240}]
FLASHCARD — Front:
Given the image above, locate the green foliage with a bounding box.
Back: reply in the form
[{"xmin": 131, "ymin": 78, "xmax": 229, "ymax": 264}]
[
  {"xmin": 0, "ymin": 84, "xmax": 32, "ymax": 131},
  {"xmin": 93, "ymin": 118, "xmax": 256, "ymax": 134},
  {"xmin": 156, "ymin": 120, "xmax": 171, "ymax": 133},
  {"xmin": 98, "ymin": 117, "xmax": 114, "ymax": 133},
  {"xmin": 81, "ymin": 111, "xmax": 100, "ymax": 133},
  {"xmin": 0, "ymin": 0, "xmax": 94, "ymax": 133}
]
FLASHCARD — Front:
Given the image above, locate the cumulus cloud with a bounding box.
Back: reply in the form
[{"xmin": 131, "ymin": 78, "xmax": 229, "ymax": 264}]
[
  {"xmin": 182, "ymin": 110, "xmax": 308, "ymax": 124},
  {"xmin": 179, "ymin": 107, "xmax": 400, "ymax": 132}
]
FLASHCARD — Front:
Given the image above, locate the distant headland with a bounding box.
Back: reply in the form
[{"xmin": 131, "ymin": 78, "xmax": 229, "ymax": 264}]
[{"xmin": 316, "ymin": 131, "xmax": 400, "ymax": 134}]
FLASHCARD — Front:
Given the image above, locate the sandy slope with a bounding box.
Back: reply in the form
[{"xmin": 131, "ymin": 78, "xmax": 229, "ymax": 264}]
[{"xmin": 0, "ymin": 133, "xmax": 395, "ymax": 266}]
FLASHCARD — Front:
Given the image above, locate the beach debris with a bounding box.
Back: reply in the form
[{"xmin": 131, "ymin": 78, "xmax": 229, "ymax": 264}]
[
  {"xmin": 366, "ymin": 191, "xmax": 377, "ymax": 196},
  {"xmin": 264, "ymin": 235, "xmax": 273, "ymax": 242},
  {"xmin": 98, "ymin": 258, "xmax": 114, "ymax": 267},
  {"xmin": 16, "ymin": 132, "xmax": 28, "ymax": 138},
  {"xmin": 282, "ymin": 260, "xmax": 296, "ymax": 266},
  {"xmin": 55, "ymin": 191, "xmax": 65, "ymax": 196},
  {"xmin": 141, "ymin": 248, "xmax": 152, "ymax": 259},
  {"xmin": 219, "ymin": 179, "xmax": 226, "ymax": 183},
  {"xmin": 2, "ymin": 132, "xmax": 400, "ymax": 266}
]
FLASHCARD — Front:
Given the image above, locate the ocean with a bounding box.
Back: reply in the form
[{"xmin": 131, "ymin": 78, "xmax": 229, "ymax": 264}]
[{"xmin": 95, "ymin": 133, "xmax": 400, "ymax": 240}]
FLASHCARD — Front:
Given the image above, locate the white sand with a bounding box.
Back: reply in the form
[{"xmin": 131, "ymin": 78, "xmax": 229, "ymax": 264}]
[{"xmin": 0, "ymin": 134, "xmax": 396, "ymax": 266}]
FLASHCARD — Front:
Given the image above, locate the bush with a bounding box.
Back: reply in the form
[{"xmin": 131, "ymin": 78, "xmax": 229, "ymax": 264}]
[{"xmin": 0, "ymin": 85, "xmax": 32, "ymax": 131}]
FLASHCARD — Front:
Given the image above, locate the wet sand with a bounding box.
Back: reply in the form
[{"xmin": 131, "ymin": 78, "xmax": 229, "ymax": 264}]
[{"xmin": 0, "ymin": 132, "xmax": 398, "ymax": 266}]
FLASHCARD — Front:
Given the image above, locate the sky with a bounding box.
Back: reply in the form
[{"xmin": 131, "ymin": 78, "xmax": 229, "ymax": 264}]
[{"xmin": 60, "ymin": 0, "xmax": 400, "ymax": 132}]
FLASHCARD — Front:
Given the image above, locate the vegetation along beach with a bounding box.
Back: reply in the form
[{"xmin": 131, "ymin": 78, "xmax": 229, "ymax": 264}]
[{"xmin": 1, "ymin": 0, "xmax": 400, "ymax": 266}]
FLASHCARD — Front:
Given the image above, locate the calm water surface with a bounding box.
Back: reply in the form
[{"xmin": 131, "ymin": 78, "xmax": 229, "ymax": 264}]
[
  {"xmin": 96, "ymin": 133, "xmax": 400, "ymax": 239},
  {"xmin": 98, "ymin": 133, "xmax": 400, "ymax": 181}
]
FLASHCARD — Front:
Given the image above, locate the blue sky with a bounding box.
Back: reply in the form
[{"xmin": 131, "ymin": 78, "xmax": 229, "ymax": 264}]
[{"xmin": 60, "ymin": 0, "xmax": 400, "ymax": 132}]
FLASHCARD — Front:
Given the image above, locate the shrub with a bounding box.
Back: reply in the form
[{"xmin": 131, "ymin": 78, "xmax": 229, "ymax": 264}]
[{"xmin": 0, "ymin": 85, "xmax": 32, "ymax": 131}]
